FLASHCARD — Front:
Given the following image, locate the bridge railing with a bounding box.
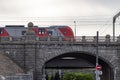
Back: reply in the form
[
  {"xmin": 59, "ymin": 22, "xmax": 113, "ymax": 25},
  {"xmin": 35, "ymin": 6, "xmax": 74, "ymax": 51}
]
[
  {"xmin": 75, "ymin": 36, "xmax": 115, "ymax": 42},
  {"xmin": 0, "ymin": 35, "xmax": 119, "ymax": 43},
  {"xmin": 36, "ymin": 35, "xmax": 118, "ymax": 43}
]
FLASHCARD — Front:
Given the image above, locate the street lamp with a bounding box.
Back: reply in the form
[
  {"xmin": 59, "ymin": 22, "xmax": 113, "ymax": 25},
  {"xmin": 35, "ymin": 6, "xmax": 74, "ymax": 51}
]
[
  {"xmin": 96, "ymin": 31, "xmax": 99, "ymax": 80},
  {"xmin": 96, "ymin": 31, "xmax": 99, "ymax": 68},
  {"xmin": 113, "ymin": 11, "xmax": 120, "ymax": 42}
]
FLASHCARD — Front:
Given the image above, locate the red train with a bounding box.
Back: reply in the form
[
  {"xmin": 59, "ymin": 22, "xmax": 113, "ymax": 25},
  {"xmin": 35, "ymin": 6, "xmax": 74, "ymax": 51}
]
[{"xmin": 0, "ymin": 25, "xmax": 74, "ymax": 41}]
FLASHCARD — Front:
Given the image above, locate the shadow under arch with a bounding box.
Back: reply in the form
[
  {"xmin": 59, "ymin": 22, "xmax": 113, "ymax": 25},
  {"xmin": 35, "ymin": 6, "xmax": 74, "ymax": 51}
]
[{"xmin": 45, "ymin": 51, "xmax": 114, "ymax": 80}]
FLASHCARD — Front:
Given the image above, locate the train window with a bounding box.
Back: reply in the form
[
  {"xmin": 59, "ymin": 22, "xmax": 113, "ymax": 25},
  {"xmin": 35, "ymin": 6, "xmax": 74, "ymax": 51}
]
[
  {"xmin": 48, "ymin": 31, "xmax": 52, "ymax": 36},
  {"xmin": 39, "ymin": 28, "xmax": 45, "ymax": 34},
  {"xmin": 42, "ymin": 32, "xmax": 44, "ymax": 34},
  {"xmin": 39, "ymin": 32, "xmax": 41, "ymax": 34},
  {"xmin": 0, "ymin": 28, "xmax": 4, "ymax": 34},
  {"xmin": 22, "ymin": 31, "xmax": 26, "ymax": 35},
  {"xmin": 39, "ymin": 31, "xmax": 45, "ymax": 34}
]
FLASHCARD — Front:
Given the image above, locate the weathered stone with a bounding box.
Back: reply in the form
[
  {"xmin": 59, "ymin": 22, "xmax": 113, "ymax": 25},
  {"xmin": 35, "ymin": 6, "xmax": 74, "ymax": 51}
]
[
  {"xmin": 105, "ymin": 34, "xmax": 111, "ymax": 43},
  {"xmin": 0, "ymin": 53, "xmax": 24, "ymax": 76},
  {"xmin": 0, "ymin": 41, "xmax": 120, "ymax": 80},
  {"xmin": 25, "ymin": 22, "xmax": 36, "ymax": 42},
  {"xmin": 81, "ymin": 36, "xmax": 86, "ymax": 42}
]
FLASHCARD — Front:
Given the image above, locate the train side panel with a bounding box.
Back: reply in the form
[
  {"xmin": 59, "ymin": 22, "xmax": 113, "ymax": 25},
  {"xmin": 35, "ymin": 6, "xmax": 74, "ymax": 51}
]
[
  {"xmin": 0, "ymin": 25, "xmax": 74, "ymax": 41},
  {"xmin": 33, "ymin": 28, "xmax": 48, "ymax": 37}
]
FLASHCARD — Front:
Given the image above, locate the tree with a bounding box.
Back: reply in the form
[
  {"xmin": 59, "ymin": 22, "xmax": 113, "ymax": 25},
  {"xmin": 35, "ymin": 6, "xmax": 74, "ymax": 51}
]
[
  {"xmin": 63, "ymin": 72, "xmax": 94, "ymax": 80},
  {"xmin": 50, "ymin": 74, "xmax": 54, "ymax": 80}
]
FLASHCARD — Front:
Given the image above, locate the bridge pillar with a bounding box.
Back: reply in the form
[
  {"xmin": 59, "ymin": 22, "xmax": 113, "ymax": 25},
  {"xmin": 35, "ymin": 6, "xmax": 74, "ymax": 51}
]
[
  {"xmin": 47, "ymin": 37, "xmax": 50, "ymax": 41},
  {"xmin": 59, "ymin": 37, "xmax": 62, "ymax": 41},
  {"xmin": 105, "ymin": 35, "xmax": 110, "ymax": 43},
  {"xmin": 35, "ymin": 61, "xmax": 45, "ymax": 80},
  {"xmin": 25, "ymin": 22, "xmax": 36, "ymax": 42},
  {"xmin": 93, "ymin": 36, "xmax": 97, "ymax": 42},
  {"xmin": 115, "ymin": 63, "xmax": 120, "ymax": 80},
  {"xmin": 82, "ymin": 36, "xmax": 86, "ymax": 42},
  {"xmin": 117, "ymin": 35, "xmax": 120, "ymax": 43},
  {"xmin": 116, "ymin": 49, "xmax": 120, "ymax": 80},
  {"xmin": 9, "ymin": 36, "xmax": 12, "ymax": 41}
]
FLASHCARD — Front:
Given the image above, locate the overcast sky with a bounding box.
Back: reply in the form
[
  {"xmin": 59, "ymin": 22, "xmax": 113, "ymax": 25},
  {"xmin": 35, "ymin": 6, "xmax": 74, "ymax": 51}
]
[
  {"xmin": 0, "ymin": 0, "xmax": 120, "ymax": 36},
  {"xmin": 0, "ymin": 0, "xmax": 120, "ymax": 17}
]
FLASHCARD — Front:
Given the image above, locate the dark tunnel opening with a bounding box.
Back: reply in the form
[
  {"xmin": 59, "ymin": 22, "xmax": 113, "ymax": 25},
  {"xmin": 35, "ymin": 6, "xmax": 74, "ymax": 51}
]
[{"xmin": 45, "ymin": 52, "xmax": 114, "ymax": 80}]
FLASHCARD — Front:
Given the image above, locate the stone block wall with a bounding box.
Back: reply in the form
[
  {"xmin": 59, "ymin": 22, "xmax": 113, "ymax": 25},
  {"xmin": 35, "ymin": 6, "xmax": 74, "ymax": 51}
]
[
  {"xmin": 0, "ymin": 43, "xmax": 120, "ymax": 80},
  {"xmin": 0, "ymin": 53, "xmax": 24, "ymax": 76}
]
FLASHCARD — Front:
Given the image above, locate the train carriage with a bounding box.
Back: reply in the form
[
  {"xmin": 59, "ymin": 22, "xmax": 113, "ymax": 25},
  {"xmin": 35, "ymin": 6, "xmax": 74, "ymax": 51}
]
[{"xmin": 0, "ymin": 25, "xmax": 74, "ymax": 41}]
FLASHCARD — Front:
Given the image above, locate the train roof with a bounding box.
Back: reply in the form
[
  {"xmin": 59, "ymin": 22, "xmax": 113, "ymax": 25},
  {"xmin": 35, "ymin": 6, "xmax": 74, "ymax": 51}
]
[
  {"xmin": 49, "ymin": 25, "xmax": 68, "ymax": 28},
  {"xmin": 5, "ymin": 25, "xmax": 25, "ymax": 28}
]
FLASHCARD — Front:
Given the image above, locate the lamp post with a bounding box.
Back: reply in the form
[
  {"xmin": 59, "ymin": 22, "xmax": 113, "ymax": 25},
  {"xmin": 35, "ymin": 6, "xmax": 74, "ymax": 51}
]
[
  {"xmin": 96, "ymin": 31, "xmax": 99, "ymax": 80},
  {"xmin": 96, "ymin": 31, "xmax": 99, "ymax": 68},
  {"xmin": 113, "ymin": 11, "xmax": 120, "ymax": 42}
]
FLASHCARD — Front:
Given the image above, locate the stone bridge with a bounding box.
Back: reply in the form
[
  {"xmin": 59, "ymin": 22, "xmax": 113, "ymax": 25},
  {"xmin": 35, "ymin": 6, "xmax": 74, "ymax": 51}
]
[{"xmin": 0, "ymin": 35, "xmax": 120, "ymax": 80}]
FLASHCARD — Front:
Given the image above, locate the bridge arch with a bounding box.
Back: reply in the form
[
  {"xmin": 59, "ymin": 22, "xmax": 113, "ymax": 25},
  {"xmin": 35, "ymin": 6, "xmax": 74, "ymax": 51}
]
[{"xmin": 43, "ymin": 51, "xmax": 114, "ymax": 80}]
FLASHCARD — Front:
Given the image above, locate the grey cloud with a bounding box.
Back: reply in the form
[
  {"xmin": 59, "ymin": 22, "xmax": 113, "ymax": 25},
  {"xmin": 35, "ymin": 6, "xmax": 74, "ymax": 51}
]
[
  {"xmin": 90, "ymin": 0, "xmax": 120, "ymax": 8},
  {"xmin": 0, "ymin": 0, "xmax": 120, "ymax": 17},
  {"xmin": 0, "ymin": 0, "xmax": 27, "ymax": 16}
]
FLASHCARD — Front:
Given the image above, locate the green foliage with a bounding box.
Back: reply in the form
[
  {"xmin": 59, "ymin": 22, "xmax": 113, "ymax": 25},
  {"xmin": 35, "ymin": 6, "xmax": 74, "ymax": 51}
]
[
  {"xmin": 62, "ymin": 72, "xmax": 94, "ymax": 80},
  {"xmin": 50, "ymin": 74, "xmax": 54, "ymax": 80},
  {"xmin": 63, "ymin": 73, "xmax": 76, "ymax": 80}
]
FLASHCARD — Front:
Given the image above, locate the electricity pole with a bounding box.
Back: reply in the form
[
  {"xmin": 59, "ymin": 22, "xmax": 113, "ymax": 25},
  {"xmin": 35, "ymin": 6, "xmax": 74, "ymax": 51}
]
[
  {"xmin": 96, "ymin": 31, "xmax": 99, "ymax": 80},
  {"xmin": 113, "ymin": 11, "xmax": 120, "ymax": 42},
  {"xmin": 96, "ymin": 31, "xmax": 99, "ymax": 67}
]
